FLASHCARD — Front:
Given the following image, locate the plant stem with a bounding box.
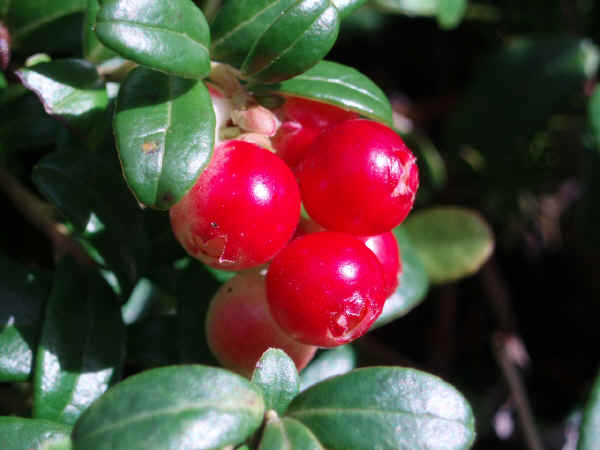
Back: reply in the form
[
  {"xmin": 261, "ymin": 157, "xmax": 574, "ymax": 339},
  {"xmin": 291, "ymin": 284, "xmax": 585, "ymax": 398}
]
[
  {"xmin": 0, "ymin": 168, "xmax": 94, "ymax": 266},
  {"xmin": 200, "ymin": 0, "xmax": 221, "ymax": 22}
]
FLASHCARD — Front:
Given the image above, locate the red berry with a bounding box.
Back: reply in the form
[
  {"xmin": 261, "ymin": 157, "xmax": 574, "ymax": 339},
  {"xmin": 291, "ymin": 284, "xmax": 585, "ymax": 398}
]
[
  {"xmin": 272, "ymin": 97, "xmax": 358, "ymax": 167},
  {"xmin": 206, "ymin": 271, "xmax": 317, "ymax": 377},
  {"xmin": 297, "ymin": 119, "xmax": 419, "ymax": 235},
  {"xmin": 170, "ymin": 140, "xmax": 300, "ymax": 270},
  {"xmin": 266, "ymin": 232, "xmax": 386, "ymax": 347},
  {"xmin": 293, "ymin": 218, "xmax": 402, "ymax": 300},
  {"xmin": 357, "ymin": 232, "xmax": 402, "ymax": 300}
]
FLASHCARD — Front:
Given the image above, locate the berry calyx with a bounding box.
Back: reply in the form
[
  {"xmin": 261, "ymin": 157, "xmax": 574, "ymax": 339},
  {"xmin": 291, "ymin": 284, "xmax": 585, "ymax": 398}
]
[
  {"xmin": 297, "ymin": 119, "xmax": 419, "ymax": 235},
  {"xmin": 272, "ymin": 96, "xmax": 358, "ymax": 168},
  {"xmin": 170, "ymin": 140, "xmax": 301, "ymax": 270},
  {"xmin": 266, "ymin": 232, "xmax": 386, "ymax": 347},
  {"xmin": 206, "ymin": 270, "xmax": 317, "ymax": 377}
]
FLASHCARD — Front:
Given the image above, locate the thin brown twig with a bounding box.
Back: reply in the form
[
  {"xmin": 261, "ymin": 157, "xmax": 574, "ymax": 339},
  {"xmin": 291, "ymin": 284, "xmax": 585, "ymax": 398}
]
[{"xmin": 0, "ymin": 168, "xmax": 95, "ymax": 266}]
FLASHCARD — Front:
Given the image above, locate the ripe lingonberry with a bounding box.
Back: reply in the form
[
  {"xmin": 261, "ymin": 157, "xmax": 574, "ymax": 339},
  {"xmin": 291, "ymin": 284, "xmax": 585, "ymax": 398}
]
[
  {"xmin": 206, "ymin": 270, "xmax": 317, "ymax": 377},
  {"xmin": 266, "ymin": 232, "xmax": 386, "ymax": 347},
  {"xmin": 272, "ymin": 96, "xmax": 358, "ymax": 168},
  {"xmin": 294, "ymin": 217, "xmax": 402, "ymax": 300},
  {"xmin": 169, "ymin": 140, "xmax": 300, "ymax": 271},
  {"xmin": 297, "ymin": 119, "xmax": 419, "ymax": 235},
  {"xmin": 357, "ymin": 232, "xmax": 402, "ymax": 300}
]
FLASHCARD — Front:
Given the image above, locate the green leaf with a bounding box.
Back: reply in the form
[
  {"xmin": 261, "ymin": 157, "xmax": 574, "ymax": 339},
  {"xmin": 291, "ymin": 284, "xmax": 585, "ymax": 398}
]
[
  {"xmin": 96, "ymin": 0, "xmax": 211, "ymax": 78},
  {"xmin": 259, "ymin": 415, "xmax": 324, "ymax": 450},
  {"xmin": 252, "ymin": 349, "xmax": 299, "ymax": 415},
  {"xmin": 72, "ymin": 365, "xmax": 265, "ymax": 450},
  {"xmin": 83, "ymin": 0, "xmax": 117, "ymax": 63},
  {"xmin": 0, "ymin": 254, "xmax": 52, "ymax": 382},
  {"xmin": 33, "ymin": 257, "xmax": 125, "ymax": 425},
  {"xmin": 241, "ymin": 0, "xmax": 339, "ymax": 84},
  {"xmin": 578, "ymin": 367, "xmax": 600, "ymax": 449},
  {"xmin": 436, "ymin": 0, "xmax": 467, "ymax": 29},
  {"xmin": 114, "ymin": 67, "xmax": 215, "ymax": 209},
  {"xmin": 33, "ymin": 132, "xmax": 149, "ymax": 297},
  {"xmin": 5, "ymin": 0, "xmax": 86, "ymax": 53},
  {"xmin": 332, "ymin": 0, "xmax": 367, "ymax": 20},
  {"xmin": 253, "ymin": 61, "xmax": 393, "ymax": 125},
  {"xmin": 211, "ymin": 0, "xmax": 340, "ymax": 84},
  {"xmin": 0, "ymin": 417, "xmax": 72, "ymax": 450},
  {"xmin": 288, "ymin": 367, "xmax": 475, "ymax": 449},
  {"xmin": 299, "ymin": 346, "xmax": 356, "ymax": 392},
  {"xmin": 177, "ymin": 261, "xmax": 221, "ymax": 365},
  {"xmin": 16, "ymin": 59, "xmax": 109, "ymax": 135},
  {"xmin": 589, "ymin": 86, "xmax": 600, "ymax": 149},
  {"xmin": 127, "ymin": 316, "xmax": 180, "ymax": 368},
  {"xmin": 373, "ymin": 226, "xmax": 429, "ymax": 327},
  {"xmin": 404, "ymin": 207, "xmax": 494, "ymax": 284}
]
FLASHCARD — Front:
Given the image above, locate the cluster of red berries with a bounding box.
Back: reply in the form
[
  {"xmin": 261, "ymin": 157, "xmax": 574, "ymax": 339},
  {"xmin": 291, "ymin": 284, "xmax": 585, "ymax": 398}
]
[{"xmin": 169, "ymin": 88, "xmax": 419, "ymax": 377}]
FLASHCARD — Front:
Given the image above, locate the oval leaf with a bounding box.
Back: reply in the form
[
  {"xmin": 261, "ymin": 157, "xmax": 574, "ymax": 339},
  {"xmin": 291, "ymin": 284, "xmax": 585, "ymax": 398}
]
[
  {"xmin": 332, "ymin": 0, "xmax": 366, "ymax": 20},
  {"xmin": 72, "ymin": 365, "xmax": 265, "ymax": 450},
  {"xmin": 288, "ymin": 367, "xmax": 475, "ymax": 449},
  {"xmin": 299, "ymin": 345, "xmax": 356, "ymax": 392},
  {"xmin": 115, "ymin": 67, "xmax": 215, "ymax": 209},
  {"xmin": 96, "ymin": 0, "xmax": 210, "ymax": 78},
  {"xmin": 16, "ymin": 59, "xmax": 109, "ymax": 135},
  {"xmin": 404, "ymin": 206, "xmax": 494, "ymax": 284},
  {"xmin": 369, "ymin": 0, "xmax": 436, "ymax": 15},
  {"xmin": 254, "ymin": 61, "xmax": 393, "ymax": 125},
  {"xmin": 578, "ymin": 368, "xmax": 600, "ymax": 449},
  {"xmin": 212, "ymin": 0, "xmax": 340, "ymax": 84},
  {"xmin": 252, "ymin": 349, "xmax": 299, "ymax": 415},
  {"xmin": 33, "ymin": 257, "xmax": 125, "ymax": 425},
  {"xmin": 372, "ymin": 226, "xmax": 429, "ymax": 328},
  {"xmin": 0, "ymin": 417, "xmax": 72, "ymax": 450},
  {"xmin": 259, "ymin": 415, "xmax": 324, "ymax": 450},
  {"xmin": 0, "ymin": 254, "xmax": 52, "ymax": 382}
]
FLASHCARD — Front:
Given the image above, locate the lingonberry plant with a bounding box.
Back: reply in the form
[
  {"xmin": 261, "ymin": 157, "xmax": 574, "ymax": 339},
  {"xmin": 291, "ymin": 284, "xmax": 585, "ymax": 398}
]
[{"xmin": 6, "ymin": 0, "xmax": 599, "ymax": 449}]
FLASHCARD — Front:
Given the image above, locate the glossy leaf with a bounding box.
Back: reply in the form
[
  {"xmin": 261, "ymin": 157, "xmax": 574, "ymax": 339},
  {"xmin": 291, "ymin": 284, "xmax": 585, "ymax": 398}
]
[
  {"xmin": 211, "ymin": 0, "xmax": 340, "ymax": 84},
  {"xmin": 254, "ymin": 61, "xmax": 393, "ymax": 125},
  {"xmin": 299, "ymin": 346, "xmax": 356, "ymax": 392},
  {"xmin": 33, "ymin": 257, "xmax": 125, "ymax": 425},
  {"xmin": 83, "ymin": 0, "xmax": 117, "ymax": 63},
  {"xmin": 252, "ymin": 349, "xmax": 299, "ymax": 415},
  {"xmin": 127, "ymin": 316, "xmax": 180, "ymax": 368},
  {"xmin": 578, "ymin": 368, "xmax": 600, "ymax": 449},
  {"xmin": 114, "ymin": 67, "xmax": 215, "ymax": 209},
  {"xmin": 404, "ymin": 207, "xmax": 494, "ymax": 284},
  {"xmin": 96, "ymin": 0, "xmax": 211, "ymax": 78},
  {"xmin": 33, "ymin": 132, "xmax": 149, "ymax": 297},
  {"xmin": 373, "ymin": 226, "xmax": 429, "ymax": 327},
  {"xmin": 259, "ymin": 415, "xmax": 324, "ymax": 450},
  {"xmin": 4, "ymin": 0, "xmax": 86, "ymax": 53},
  {"xmin": 40, "ymin": 437, "xmax": 73, "ymax": 450},
  {"xmin": 16, "ymin": 59, "xmax": 109, "ymax": 135},
  {"xmin": 72, "ymin": 365, "xmax": 265, "ymax": 450},
  {"xmin": 288, "ymin": 367, "xmax": 475, "ymax": 449},
  {"xmin": 0, "ymin": 254, "xmax": 52, "ymax": 382},
  {"xmin": 0, "ymin": 417, "xmax": 72, "ymax": 450},
  {"xmin": 436, "ymin": 0, "xmax": 467, "ymax": 29}
]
